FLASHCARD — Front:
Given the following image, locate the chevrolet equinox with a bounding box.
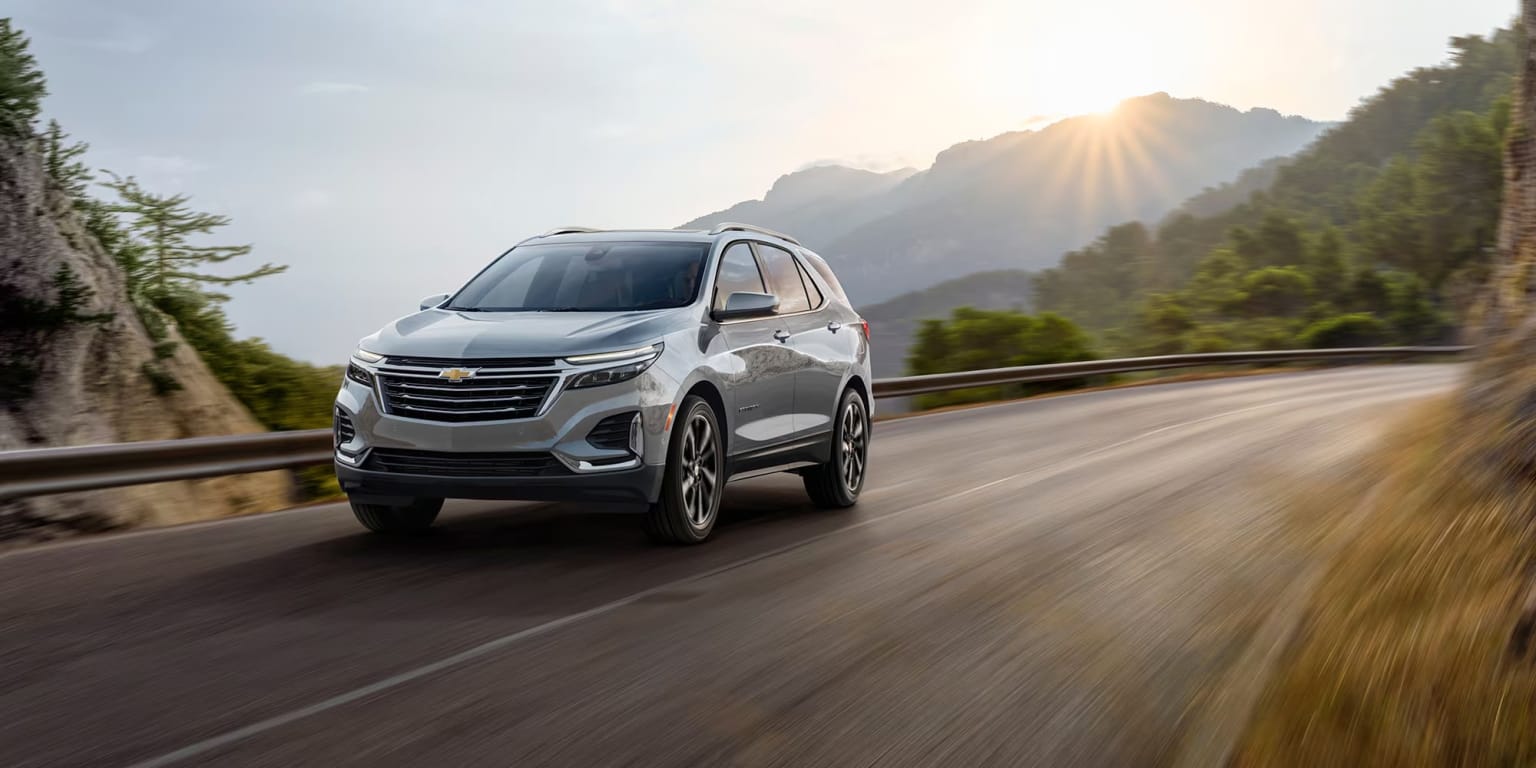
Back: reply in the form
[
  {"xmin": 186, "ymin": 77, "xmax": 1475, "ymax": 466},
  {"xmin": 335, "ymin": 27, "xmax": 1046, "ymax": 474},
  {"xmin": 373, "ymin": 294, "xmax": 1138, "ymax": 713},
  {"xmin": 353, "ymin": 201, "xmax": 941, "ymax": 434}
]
[{"xmin": 334, "ymin": 224, "xmax": 872, "ymax": 544}]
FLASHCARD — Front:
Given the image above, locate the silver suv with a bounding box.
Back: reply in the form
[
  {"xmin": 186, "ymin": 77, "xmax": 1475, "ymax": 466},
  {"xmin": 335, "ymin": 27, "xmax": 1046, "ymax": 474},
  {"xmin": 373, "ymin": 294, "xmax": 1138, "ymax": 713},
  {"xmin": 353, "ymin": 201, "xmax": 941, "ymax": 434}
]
[{"xmin": 334, "ymin": 224, "xmax": 872, "ymax": 543}]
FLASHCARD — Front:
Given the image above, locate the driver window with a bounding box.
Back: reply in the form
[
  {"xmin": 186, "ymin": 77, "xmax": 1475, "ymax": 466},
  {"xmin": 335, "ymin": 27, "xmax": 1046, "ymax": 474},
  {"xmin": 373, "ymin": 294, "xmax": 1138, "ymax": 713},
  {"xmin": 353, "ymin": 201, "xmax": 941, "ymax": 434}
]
[{"xmin": 713, "ymin": 242, "xmax": 765, "ymax": 312}]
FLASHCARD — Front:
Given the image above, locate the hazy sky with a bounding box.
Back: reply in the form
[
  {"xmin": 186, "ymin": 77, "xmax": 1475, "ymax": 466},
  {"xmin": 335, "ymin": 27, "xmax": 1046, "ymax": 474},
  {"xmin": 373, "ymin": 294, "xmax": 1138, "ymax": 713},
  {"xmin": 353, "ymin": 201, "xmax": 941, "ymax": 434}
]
[{"xmin": 9, "ymin": 0, "xmax": 1515, "ymax": 362}]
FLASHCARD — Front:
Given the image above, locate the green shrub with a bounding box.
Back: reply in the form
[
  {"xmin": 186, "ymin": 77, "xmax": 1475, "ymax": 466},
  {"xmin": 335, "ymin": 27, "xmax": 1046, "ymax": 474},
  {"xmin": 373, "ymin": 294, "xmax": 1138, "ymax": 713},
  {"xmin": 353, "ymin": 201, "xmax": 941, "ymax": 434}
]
[
  {"xmin": 906, "ymin": 307, "xmax": 1097, "ymax": 409},
  {"xmin": 1299, "ymin": 313, "xmax": 1390, "ymax": 348}
]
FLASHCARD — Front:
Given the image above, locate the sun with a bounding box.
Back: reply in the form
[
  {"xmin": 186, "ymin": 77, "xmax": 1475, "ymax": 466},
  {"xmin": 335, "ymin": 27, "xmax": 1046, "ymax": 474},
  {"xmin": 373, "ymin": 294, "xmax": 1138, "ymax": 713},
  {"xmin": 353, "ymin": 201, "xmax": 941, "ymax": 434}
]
[
  {"xmin": 1023, "ymin": 56, "xmax": 1141, "ymax": 119},
  {"xmin": 959, "ymin": 3, "xmax": 1174, "ymax": 124}
]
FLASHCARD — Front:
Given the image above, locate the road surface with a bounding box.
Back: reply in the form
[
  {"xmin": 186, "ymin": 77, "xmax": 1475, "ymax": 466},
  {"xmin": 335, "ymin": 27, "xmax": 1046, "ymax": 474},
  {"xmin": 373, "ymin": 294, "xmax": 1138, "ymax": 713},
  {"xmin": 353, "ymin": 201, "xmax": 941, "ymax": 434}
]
[{"xmin": 0, "ymin": 365, "xmax": 1462, "ymax": 767}]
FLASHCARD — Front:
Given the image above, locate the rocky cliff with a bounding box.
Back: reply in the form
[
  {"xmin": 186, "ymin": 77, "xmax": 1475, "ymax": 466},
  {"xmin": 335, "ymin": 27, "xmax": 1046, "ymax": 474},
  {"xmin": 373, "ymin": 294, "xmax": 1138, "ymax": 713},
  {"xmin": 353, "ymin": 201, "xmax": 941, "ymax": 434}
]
[
  {"xmin": 1464, "ymin": 8, "xmax": 1536, "ymax": 481},
  {"xmin": 0, "ymin": 133, "xmax": 291, "ymax": 542}
]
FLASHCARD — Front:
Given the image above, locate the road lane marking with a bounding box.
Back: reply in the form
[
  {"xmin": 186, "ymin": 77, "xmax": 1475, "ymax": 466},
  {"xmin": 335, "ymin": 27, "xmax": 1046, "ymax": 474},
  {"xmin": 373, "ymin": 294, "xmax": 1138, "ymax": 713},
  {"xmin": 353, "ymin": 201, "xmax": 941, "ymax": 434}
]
[{"xmin": 121, "ymin": 382, "xmax": 1449, "ymax": 768}]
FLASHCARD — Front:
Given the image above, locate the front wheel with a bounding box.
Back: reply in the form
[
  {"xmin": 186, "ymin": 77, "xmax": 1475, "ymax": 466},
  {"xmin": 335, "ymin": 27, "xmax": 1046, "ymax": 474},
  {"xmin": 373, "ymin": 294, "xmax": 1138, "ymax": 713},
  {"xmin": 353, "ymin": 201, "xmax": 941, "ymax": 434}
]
[
  {"xmin": 350, "ymin": 497, "xmax": 443, "ymax": 535},
  {"xmin": 803, "ymin": 388, "xmax": 869, "ymax": 508},
  {"xmin": 645, "ymin": 396, "xmax": 724, "ymax": 544}
]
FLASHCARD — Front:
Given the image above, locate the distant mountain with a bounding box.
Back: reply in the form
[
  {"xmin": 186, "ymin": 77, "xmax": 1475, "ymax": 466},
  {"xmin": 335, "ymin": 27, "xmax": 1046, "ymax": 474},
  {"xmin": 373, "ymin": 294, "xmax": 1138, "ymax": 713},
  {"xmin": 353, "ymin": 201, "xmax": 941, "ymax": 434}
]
[
  {"xmin": 682, "ymin": 165, "xmax": 916, "ymax": 247},
  {"xmin": 1176, "ymin": 157, "xmax": 1290, "ymax": 219},
  {"xmin": 682, "ymin": 93, "xmax": 1328, "ymax": 305}
]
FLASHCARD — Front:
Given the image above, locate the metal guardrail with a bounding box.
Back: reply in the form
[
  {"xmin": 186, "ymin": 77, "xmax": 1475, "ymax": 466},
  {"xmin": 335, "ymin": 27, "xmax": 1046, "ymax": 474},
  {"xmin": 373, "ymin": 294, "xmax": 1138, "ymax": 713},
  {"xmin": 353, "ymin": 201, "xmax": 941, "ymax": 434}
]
[
  {"xmin": 869, "ymin": 346, "xmax": 1468, "ymax": 398},
  {"xmin": 0, "ymin": 431, "xmax": 334, "ymax": 500},
  {"xmin": 0, "ymin": 346, "xmax": 1467, "ymax": 500}
]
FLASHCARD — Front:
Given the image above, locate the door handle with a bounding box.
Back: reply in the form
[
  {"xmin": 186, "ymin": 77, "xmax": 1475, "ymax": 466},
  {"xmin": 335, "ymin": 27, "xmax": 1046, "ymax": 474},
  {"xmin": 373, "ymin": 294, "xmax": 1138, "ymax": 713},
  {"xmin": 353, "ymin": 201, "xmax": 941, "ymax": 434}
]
[
  {"xmin": 773, "ymin": 329, "xmax": 791, "ymax": 343},
  {"xmin": 827, "ymin": 321, "xmax": 842, "ymax": 333}
]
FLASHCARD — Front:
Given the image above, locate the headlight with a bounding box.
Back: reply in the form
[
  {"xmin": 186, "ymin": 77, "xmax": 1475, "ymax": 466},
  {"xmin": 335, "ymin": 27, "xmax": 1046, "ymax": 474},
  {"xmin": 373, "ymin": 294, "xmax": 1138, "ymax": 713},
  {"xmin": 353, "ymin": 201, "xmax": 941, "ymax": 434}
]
[
  {"xmin": 566, "ymin": 343, "xmax": 663, "ymax": 389},
  {"xmin": 352, "ymin": 347, "xmax": 384, "ymax": 364},
  {"xmin": 346, "ymin": 362, "xmax": 373, "ymax": 386},
  {"xmin": 565, "ymin": 343, "xmax": 663, "ymax": 365}
]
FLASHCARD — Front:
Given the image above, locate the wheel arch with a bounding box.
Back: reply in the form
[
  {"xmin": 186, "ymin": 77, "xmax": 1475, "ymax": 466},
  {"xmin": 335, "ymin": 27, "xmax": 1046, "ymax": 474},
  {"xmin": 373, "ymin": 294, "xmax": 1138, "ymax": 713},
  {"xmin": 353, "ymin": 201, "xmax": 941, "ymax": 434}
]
[
  {"xmin": 682, "ymin": 379, "xmax": 728, "ymax": 447},
  {"xmin": 845, "ymin": 373, "xmax": 871, "ymax": 408}
]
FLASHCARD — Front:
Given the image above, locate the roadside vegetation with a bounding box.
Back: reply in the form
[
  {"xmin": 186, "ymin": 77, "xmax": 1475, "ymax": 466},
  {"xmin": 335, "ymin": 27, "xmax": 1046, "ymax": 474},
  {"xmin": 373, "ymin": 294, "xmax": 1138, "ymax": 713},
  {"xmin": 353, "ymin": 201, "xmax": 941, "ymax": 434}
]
[
  {"xmin": 904, "ymin": 307, "xmax": 1099, "ymax": 409},
  {"xmin": 1233, "ymin": 400, "xmax": 1536, "ymax": 765},
  {"xmin": 1034, "ymin": 30, "xmax": 1511, "ymax": 354},
  {"xmin": 907, "ymin": 29, "xmax": 1512, "ymax": 393},
  {"xmin": 2, "ymin": 18, "xmax": 340, "ymax": 494}
]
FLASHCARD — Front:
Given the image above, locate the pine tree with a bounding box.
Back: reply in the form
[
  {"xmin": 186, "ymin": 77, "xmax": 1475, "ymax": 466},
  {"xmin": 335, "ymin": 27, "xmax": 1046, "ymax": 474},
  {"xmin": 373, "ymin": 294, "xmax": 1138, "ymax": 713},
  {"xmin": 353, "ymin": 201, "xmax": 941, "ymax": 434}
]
[
  {"xmin": 102, "ymin": 174, "xmax": 286, "ymax": 299},
  {"xmin": 42, "ymin": 120, "xmax": 91, "ymax": 202},
  {"xmin": 0, "ymin": 19, "xmax": 46, "ymax": 135}
]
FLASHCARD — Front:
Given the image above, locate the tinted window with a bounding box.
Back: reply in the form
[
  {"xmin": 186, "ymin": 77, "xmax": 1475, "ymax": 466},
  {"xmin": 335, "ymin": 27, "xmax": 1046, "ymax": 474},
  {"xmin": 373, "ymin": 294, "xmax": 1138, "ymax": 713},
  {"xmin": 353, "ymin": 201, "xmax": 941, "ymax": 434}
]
[
  {"xmin": 800, "ymin": 250, "xmax": 849, "ymax": 303},
  {"xmin": 754, "ymin": 243, "xmax": 811, "ymax": 314},
  {"xmin": 796, "ymin": 257, "xmax": 824, "ymax": 309},
  {"xmin": 446, "ymin": 241, "xmax": 708, "ymax": 312},
  {"xmin": 712, "ymin": 242, "xmax": 765, "ymax": 312}
]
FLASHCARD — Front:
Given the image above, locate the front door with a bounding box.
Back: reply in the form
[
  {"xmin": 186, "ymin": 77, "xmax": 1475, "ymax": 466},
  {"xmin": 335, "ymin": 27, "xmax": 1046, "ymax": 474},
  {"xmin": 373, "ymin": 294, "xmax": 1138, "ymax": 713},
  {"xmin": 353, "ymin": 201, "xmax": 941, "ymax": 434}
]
[
  {"xmin": 712, "ymin": 242, "xmax": 797, "ymax": 455},
  {"xmin": 752, "ymin": 242, "xmax": 845, "ymax": 438}
]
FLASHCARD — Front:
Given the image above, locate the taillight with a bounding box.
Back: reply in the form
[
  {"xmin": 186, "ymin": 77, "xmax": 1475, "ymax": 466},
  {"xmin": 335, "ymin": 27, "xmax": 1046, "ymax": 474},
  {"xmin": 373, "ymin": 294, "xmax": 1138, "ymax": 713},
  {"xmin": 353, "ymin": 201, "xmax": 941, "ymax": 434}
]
[{"xmin": 858, "ymin": 320, "xmax": 870, "ymax": 340}]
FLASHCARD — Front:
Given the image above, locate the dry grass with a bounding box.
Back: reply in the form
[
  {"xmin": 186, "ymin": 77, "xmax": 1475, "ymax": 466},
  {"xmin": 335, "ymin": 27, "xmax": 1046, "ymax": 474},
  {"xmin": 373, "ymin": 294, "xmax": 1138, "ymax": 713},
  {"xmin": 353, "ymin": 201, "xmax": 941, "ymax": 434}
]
[{"xmin": 1234, "ymin": 398, "xmax": 1536, "ymax": 766}]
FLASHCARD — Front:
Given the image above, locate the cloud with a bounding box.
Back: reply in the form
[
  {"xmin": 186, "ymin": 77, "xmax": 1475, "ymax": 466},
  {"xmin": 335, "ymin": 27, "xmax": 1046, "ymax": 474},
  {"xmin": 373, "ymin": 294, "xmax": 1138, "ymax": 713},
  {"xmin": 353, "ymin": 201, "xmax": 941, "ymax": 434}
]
[
  {"xmin": 125, "ymin": 155, "xmax": 208, "ymax": 194},
  {"xmin": 56, "ymin": 12, "xmax": 159, "ymax": 54},
  {"xmin": 135, "ymin": 155, "xmax": 207, "ymax": 175},
  {"xmin": 293, "ymin": 189, "xmax": 334, "ymax": 210},
  {"xmin": 1019, "ymin": 114, "xmax": 1065, "ymax": 130},
  {"xmin": 795, "ymin": 153, "xmax": 924, "ymax": 173},
  {"xmin": 300, "ymin": 81, "xmax": 371, "ymax": 95},
  {"xmin": 79, "ymin": 33, "xmax": 156, "ymax": 54},
  {"xmin": 586, "ymin": 123, "xmax": 637, "ymax": 140}
]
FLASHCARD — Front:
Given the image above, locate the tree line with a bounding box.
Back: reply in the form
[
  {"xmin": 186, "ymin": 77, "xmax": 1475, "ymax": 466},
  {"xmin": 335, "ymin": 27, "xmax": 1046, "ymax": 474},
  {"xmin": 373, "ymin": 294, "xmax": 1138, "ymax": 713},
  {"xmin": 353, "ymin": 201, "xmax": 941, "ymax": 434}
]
[{"xmin": 909, "ymin": 27, "xmax": 1515, "ymax": 401}]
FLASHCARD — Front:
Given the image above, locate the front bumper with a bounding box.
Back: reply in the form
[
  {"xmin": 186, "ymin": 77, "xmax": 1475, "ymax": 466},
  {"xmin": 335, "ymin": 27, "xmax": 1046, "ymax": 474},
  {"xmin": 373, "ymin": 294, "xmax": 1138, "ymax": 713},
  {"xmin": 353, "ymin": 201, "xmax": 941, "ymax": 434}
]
[
  {"xmin": 334, "ymin": 355, "xmax": 681, "ymax": 505},
  {"xmin": 336, "ymin": 461, "xmax": 664, "ymax": 506}
]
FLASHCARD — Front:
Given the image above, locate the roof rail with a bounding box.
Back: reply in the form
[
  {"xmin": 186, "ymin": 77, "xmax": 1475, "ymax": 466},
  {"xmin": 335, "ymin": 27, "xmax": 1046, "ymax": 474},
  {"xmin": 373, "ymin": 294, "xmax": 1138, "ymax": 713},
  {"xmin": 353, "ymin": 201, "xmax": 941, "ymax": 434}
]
[
  {"xmin": 708, "ymin": 222, "xmax": 801, "ymax": 245},
  {"xmin": 539, "ymin": 226, "xmax": 603, "ymax": 237}
]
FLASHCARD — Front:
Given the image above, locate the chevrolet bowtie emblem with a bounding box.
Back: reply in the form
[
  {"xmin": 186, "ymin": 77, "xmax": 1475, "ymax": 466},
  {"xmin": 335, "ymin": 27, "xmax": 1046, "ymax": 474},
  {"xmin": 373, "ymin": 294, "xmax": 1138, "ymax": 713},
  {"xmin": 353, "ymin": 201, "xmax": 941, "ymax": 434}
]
[{"xmin": 438, "ymin": 367, "xmax": 478, "ymax": 382}]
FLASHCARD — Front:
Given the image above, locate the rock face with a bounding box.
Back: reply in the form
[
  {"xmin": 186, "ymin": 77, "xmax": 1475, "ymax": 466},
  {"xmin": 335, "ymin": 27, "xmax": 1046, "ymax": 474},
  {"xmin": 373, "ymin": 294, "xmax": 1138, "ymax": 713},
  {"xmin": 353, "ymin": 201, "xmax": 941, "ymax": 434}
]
[
  {"xmin": 1464, "ymin": 4, "xmax": 1536, "ymax": 479},
  {"xmin": 0, "ymin": 133, "xmax": 292, "ymax": 542}
]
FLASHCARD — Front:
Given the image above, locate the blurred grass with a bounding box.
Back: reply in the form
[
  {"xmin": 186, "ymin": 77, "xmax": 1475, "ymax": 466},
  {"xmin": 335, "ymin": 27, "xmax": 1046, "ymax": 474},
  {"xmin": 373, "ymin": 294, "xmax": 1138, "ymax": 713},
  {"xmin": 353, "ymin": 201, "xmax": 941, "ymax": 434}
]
[{"xmin": 1233, "ymin": 398, "xmax": 1536, "ymax": 766}]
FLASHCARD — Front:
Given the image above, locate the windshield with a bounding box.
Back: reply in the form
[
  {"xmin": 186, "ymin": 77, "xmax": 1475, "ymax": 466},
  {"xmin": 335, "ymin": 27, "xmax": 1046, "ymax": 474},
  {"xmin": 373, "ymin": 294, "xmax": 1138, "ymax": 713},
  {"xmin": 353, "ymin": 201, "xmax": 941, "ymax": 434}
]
[{"xmin": 444, "ymin": 241, "xmax": 710, "ymax": 312}]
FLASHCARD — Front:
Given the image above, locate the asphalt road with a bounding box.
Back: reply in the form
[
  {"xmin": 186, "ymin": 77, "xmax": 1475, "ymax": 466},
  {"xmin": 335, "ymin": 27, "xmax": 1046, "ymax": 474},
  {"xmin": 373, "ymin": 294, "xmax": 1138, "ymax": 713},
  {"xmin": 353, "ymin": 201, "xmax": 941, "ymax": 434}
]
[{"xmin": 0, "ymin": 365, "xmax": 1462, "ymax": 767}]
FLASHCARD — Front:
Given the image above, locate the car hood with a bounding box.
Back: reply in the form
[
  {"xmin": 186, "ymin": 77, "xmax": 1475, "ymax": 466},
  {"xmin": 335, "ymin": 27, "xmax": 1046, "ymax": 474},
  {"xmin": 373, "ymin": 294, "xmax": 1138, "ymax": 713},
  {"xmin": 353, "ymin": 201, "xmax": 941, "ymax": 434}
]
[{"xmin": 360, "ymin": 307, "xmax": 693, "ymax": 361}]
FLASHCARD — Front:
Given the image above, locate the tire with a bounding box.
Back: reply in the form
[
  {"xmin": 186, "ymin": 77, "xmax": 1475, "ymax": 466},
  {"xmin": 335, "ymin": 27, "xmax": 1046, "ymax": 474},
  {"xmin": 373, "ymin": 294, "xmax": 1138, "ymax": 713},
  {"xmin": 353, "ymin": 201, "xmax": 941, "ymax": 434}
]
[
  {"xmin": 350, "ymin": 497, "xmax": 443, "ymax": 535},
  {"xmin": 803, "ymin": 388, "xmax": 869, "ymax": 509},
  {"xmin": 645, "ymin": 395, "xmax": 724, "ymax": 544}
]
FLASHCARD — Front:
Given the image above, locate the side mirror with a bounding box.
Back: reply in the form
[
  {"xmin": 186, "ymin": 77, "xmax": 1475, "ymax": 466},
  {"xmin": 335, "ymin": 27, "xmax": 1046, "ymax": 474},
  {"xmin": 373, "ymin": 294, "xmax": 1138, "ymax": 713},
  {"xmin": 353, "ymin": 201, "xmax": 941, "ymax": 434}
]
[
  {"xmin": 712, "ymin": 291, "xmax": 779, "ymax": 321},
  {"xmin": 419, "ymin": 293, "xmax": 450, "ymax": 311}
]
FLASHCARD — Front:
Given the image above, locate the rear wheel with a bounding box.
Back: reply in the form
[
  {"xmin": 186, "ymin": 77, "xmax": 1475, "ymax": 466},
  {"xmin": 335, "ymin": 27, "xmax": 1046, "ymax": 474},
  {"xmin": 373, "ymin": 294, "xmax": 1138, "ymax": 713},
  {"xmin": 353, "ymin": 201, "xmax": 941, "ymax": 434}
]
[
  {"xmin": 804, "ymin": 388, "xmax": 868, "ymax": 508},
  {"xmin": 350, "ymin": 497, "xmax": 443, "ymax": 535},
  {"xmin": 645, "ymin": 396, "xmax": 723, "ymax": 544}
]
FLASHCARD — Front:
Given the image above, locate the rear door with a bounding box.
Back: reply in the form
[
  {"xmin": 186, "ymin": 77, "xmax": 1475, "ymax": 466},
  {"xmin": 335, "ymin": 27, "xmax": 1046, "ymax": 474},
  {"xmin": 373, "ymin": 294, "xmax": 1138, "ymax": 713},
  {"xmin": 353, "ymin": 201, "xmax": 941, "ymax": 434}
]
[
  {"xmin": 712, "ymin": 241, "xmax": 797, "ymax": 455},
  {"xmin": 751, "ymin": 243, "xmax": 844, "ymax": 438}
]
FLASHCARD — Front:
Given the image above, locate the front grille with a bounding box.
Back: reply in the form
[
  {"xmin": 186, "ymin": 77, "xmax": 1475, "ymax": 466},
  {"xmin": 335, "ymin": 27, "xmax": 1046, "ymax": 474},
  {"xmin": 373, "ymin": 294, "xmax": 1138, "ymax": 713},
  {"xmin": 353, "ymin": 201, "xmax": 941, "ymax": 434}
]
[
  {"xmin": 364, "ymin": 448, "xmax": 566, "ymax": 477},
  {"xmin": 587, "ymin": 412, "xmax": 637, "ymax": 451},
  {"xmin": 385, "ymin": 355, "xmax": 556, "ymax": 369},
  {"xmin": 334, "ymin": 408, "xmax": 356, "ymax": 445},
  {"xmin": 378, "ymin": 373, "xmax": 558, "ymax": 422}
]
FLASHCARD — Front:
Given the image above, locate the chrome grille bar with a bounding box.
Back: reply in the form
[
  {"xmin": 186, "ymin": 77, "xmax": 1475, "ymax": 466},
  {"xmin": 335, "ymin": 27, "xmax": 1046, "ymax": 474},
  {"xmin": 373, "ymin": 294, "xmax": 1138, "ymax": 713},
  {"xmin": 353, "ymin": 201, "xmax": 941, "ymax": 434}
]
[{"xmin": 375, "ymin": 360, "xmax": 559, "ymax": 422}]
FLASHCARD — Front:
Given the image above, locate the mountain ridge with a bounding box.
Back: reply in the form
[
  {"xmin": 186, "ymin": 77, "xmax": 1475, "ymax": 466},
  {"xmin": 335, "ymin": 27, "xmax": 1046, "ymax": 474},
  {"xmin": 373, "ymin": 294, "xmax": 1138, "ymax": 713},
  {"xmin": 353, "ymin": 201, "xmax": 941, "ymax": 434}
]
[{"xmin": 682, "ymin": 93, "xmax": 1329, "ymax": 305}]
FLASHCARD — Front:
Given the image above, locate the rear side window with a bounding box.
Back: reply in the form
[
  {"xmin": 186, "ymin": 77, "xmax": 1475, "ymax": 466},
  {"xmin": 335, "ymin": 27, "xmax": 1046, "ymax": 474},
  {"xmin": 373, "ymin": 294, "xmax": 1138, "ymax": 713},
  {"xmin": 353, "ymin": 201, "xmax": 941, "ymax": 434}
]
[
  {"xmin": 795, "ymin": 258, "xmax": 824, "ymax": 309},
  {"xmin": 800, "ymin": 250, "xmax": 849, "ymax": 304},
  {"xmin": 753, "ymin": 243, "xmax": 811, "ymax": 314},
  {"xmin": 712, "ymin": 242, "xmax": 764, "ymax": 312}
]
